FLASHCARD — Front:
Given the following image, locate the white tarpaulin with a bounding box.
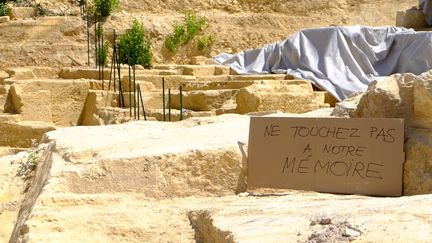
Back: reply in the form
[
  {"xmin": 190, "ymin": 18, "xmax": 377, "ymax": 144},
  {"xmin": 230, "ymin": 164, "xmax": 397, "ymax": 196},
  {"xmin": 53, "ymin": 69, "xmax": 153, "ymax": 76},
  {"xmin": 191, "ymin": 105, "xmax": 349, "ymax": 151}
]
[{"xmin": 214, "ymin": 26, "xmax": 432, "ymax": 101}]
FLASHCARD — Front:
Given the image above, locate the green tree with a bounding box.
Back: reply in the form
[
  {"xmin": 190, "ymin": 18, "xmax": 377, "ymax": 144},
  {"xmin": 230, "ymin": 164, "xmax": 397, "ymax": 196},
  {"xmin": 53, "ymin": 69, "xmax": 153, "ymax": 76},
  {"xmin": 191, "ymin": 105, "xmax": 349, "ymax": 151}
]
[
  {"xmin": 118, "ymin": 19, "xmax": 152, "ymax": 68},
  {"xmin": 93, "ymin": 0, "xmax": 119, "ymax": 17}
]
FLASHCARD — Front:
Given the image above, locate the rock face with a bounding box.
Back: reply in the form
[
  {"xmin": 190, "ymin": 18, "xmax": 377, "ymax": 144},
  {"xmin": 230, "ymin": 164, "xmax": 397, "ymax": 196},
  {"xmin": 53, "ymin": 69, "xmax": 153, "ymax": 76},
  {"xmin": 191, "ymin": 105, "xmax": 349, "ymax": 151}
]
[
  {"xmin": 188, "ymin": 192, "xmax": 432, "ymax": 243},
  {"xmin": 0, "ymin": 115, "xmax": 56, "ymax": 147},
  {"xmin": 351, "ymin": 71, "xmax": 432, "ymax": 195},
  {"xmin": 236, "ymin": 80, "xmax": 328, "ymax": 114},
  {"xmin": 5, "ymin": 114, "xmax": 432, "ymax": 242},
  {"xmin": 396, "ymin": 8, "xmax": 428, "ymax": 28},
  {"xmin": 5, "ymin": 80, "xmax": 89, "ymax": 127}
]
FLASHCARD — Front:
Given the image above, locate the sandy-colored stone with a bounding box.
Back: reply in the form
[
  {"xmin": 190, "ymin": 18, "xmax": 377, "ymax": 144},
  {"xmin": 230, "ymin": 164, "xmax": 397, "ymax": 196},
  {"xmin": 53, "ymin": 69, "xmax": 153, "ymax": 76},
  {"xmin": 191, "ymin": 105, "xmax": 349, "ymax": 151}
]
[
  {"xmin": 331, "ymin": 92, "xmax": 364, "ymax": 117},
  {"xmin": 9, "ymin": 87, "xmax": 52, "ymax": 122},
  {"xmin": 0, "ymin": 151, "xmax": 28, "ymax": 242},
  {"xmin": 6, "ymin": 80, "xmax": 89, "ymax": 127},
  {"xmin": 230, "ymin": 74, "xmax": 287, "ymax": 81},
  {"xmin": 81, "ymin": 90, "xmax": 120, "ymax": 125},
  {"xmin": 182, "ymin": 79, "xmax": 253, "ymax": 91},
  {"xmin": 396, "ymin": 8, "xmax": 427, "ymax": 28},
  {"xmin": 5, "ymin": 68, "xmax": 37, "ymax": 81},
  {"xmin": 190, "ymin": 56, "xmax": 218, "ymax": 65},
  {"xmin": 350, "ymin": 71, "xmax": 432, "ymax": 195},
  {"xmin": 171, "ymin": 89, "xmax": 238, "ymax": 111},
  {"xmin": 59, "ymin": 68, "xmax": 110, "ymax": 80},
  {"xmin": 6, "ymin": 114, "xmax": 432, "ymax": 242},
  {"xmin": 122, "ymin": 75, "xmax": 196, "ymax": 91},
  {"xmin": 146, "ymin": 109, "xmax": 216, "ymax": 121},
  {"xmin": 8, "ymin": 7, "xmax": 35, "ymax": 20},
  {"xmin": 182, "ymin": 65, "xmax": 216, "ymax": 76},
  {"xmin": 236, "ymin": 80, "xmax": 326, "ymax": 114},
  {"xmin": 0, "ymin": 119, "xmax": 56, "ymax": 147},
  {"xmin": 0, "ymin": 16, "xmax": 10, "ymax": 23},
  {"xmin": 188, "ymin": 192, "xmax": 432, "ymax": 243}
]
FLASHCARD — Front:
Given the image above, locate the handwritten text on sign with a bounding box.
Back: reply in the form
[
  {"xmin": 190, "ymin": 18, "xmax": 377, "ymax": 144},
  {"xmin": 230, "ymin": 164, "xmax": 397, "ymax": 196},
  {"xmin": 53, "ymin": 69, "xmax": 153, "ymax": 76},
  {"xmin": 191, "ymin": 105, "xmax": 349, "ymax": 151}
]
[{"xmin": 247, "ymin": 117, "xmax": 404, "ymax": 196}]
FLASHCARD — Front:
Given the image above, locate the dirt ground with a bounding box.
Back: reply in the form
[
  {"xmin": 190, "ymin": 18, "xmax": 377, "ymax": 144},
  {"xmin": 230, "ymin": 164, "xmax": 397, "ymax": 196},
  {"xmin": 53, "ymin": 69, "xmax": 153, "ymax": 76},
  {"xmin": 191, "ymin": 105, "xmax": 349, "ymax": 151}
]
[{"xmin": 0, "ymin": 0, "xmax": 418, "ymax": 67}]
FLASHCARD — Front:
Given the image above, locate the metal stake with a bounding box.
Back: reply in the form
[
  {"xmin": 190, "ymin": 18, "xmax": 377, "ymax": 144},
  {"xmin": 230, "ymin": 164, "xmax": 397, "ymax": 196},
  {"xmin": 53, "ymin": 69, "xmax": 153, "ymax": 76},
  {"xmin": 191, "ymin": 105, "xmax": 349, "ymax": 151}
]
[
  {"xmin": 180, "ymin": 85, "xmax": 183, "ymax": 121},
  {"xmin": 168, "ymin": 88, "xmax": 171, "ymax": 121},
  {"xmin": 162, "ymin": 77, "xmax": 165, "ymax": 121},
  {"xmin": 138, "ymin": 84, "xmax": 147, "ymax": 121}
]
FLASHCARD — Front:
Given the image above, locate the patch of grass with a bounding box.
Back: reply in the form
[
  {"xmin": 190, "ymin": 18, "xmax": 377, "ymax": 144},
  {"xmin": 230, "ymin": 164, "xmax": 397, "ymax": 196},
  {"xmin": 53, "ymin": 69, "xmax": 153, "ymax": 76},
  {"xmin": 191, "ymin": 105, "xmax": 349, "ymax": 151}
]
[
  {"xmin": 164, "ymin": 23, "xmax": 185, "ymax": 53},
  {"xmin": 118, "ymin": 19, "xmax": 153, "ymax": 68},
  {"xmin": 164, "ymin": 12, "xmax": 207, "ymax": 53},
  {"xmin": 197, "ymin": 34, "xmax": 215, "ymax": 52},
  {"xmin": 17, "ymin": 148, "xmax": 41, "ymax": 181},
  {"xmin": 183, "ymin": 12, "xmax": 207, "ymax": 43}
]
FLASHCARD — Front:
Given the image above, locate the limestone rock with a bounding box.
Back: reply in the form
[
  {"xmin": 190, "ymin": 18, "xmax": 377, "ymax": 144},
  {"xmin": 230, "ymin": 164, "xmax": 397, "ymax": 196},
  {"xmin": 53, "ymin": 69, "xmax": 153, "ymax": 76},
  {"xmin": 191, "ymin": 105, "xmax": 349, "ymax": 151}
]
[
  {"xmin": 236, "ymin": 80, "xmax": 327, "ymax": 114},
  {"xmin": 171, "ymin": 89, "xmax": 238, "ymax": 111},
  {"xmin": 9, "ymin": 87, "xmax": 52, "ymax": 122},
  {"xmin": 121, "ymin": 75, "xmax": 196, "ymax": 91},
  {"xmin": 190, "ymin": 56, "xmax": 218, "ymax": 65},
  {"xmin": 27, "ymin": 115, "xmax": 249, "ymax": 204},
  {"xmin": 188, "ymin": 193, "xmax": 432, "ymax": 243},
  {"xmin": 331, "ymin": 92, "xmax": 364, "ymax": 117},
  {"xmin": 81, "ymin": 90, "xmax": 120, "ymax": 126},
  {"xmin": 0, "ymin": 16, "xmax": 10, "ymax": 23},
  {"xmin": 353, "ymin": 74, "xmax": 416, "ymax": 124},
  {"xmin": 0, "ymin": 118, "xmax": 56, "ymax": 147},
  {"xmin": 182, "ymin": 65, "xmax": 217, "ymax": 76},
  {"xmin": 59, "ymin": 68, "xmax": 110, "ymax": 80},
  {"xmin": 8, "ymin": 7, "xmax": 35, "ymax": 20},
  {"xmin": 5, "ymin": 68, "xmax": 37, "ymax": 81},
  {"xmin": 6, "ymin": 80, "xmax": 89, "ymax": 127},
  {"xmin": 0, "ymin": 70, "xmax": 9, "ymax": 84},
  {"xmin": 351, "ymin": 71, "xmax": 432, "ymax": 194},
  {"xmin": 0, "ymin": 151, "xmax": 28, "ymax": 242},
  {"xmin": 396, "ymin": 8, "xmax": 427, "ymax": 28}
]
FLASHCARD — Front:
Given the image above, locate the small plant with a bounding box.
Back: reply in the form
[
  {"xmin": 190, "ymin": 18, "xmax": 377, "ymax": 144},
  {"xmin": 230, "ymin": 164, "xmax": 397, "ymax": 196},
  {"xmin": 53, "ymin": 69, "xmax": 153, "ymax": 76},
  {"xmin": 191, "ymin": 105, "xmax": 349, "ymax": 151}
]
[
  {"xmin": 93, "ymin": 0, "xmax": 119, "ymax": 17},
  {"xmin": 17, "ymin": 148, "xmax": 41, "ymax": 181},
  {"xmin": 197, "ymin": 34, "xmax": 215, "ymax": 52},
  {"xmin": 164, "ymin": 12, "xmax": 207, "ymax": 53},
  {"xmin": 97, "ymin": 40, "xmax": 109, "ymax": 66},
  {"xmin": 164, "ymin": 23, "xmax": 185, "ymax": 52},
  {"xmin": 183, "ymin": 12, "xmax": 207, "ymax": 43},
  {"xmin": 118, "ymin": 19, "xmax": 152, "ymax": 68},
  {"xmin": 0, "ymin": 0, "xmax": 7, "ymax": 17}
]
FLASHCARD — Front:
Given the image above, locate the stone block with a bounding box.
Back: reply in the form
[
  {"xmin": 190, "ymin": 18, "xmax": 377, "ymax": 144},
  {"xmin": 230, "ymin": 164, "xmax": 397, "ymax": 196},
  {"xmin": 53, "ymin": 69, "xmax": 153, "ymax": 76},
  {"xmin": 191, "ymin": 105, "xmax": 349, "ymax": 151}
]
[
  {"xmin": 6, "ymin": 68, "xmax": 36, "ymax": 80},
  {"xmin": 121, "ymin": 75, "xmax": 196, "ymax": 91},
  {"xmin": 396, "ymin": 8, "xmax": 427, "ymax": 28},
  {"xmin": 0, "ymin": 116, "xmax": 56, "ymax": 147},
  {"xmin": 236, "ymin": 80, "xmax": 328, "ymax": 114},
  {"xmin": 59, "ymin": 68, "xmax": 110, "ymax": 80},
  {"xmin": 182, "ymin": 65, "xmax": 216, "ymax": 76},
  {"xmin": 170, "ymin": 89, "xmax": 238, "ymax": 111},
  {"xmin": 348, "ymin": 70, "xmax": 432, "ymax": 194},
  {"xmin": 8, "ymin": 7, "xmax": 35, "ymax": 20},
  {"xmin": 182, "ymin": 80, "xmax": 253, "ymax": 91},
  {"xmin": 9, "ymin": 86, "xmax": 52, "ymax": 122},
  {"xmin": 190, "ymin": 56, "xmax": 217, "ymax": 65},
  {"xmin": 0, "ymin": 16, "xmax": 10, "ymax": 23},
  {"xmin": 230, "ymin": 74, "xmax": 287, "ymax": 81},
  {"xmin": 6, "ymin": 80, "xmax": 89, "ymax": 127},
  {"xmin": 81, "ymin": 91, "xmax": 120, "ymax": 126}
]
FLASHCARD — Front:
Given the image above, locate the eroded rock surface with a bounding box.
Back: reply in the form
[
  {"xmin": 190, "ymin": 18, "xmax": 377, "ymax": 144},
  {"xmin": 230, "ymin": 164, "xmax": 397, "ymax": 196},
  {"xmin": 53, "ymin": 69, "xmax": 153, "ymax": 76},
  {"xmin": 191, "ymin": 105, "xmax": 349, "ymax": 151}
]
[
  {"xmin": 5, "ymin": 113, "xmax": 432, "ymax": 242},
  {"xmin": 349, "ymin": 71, "xmax": 432, "ymax": 195}
]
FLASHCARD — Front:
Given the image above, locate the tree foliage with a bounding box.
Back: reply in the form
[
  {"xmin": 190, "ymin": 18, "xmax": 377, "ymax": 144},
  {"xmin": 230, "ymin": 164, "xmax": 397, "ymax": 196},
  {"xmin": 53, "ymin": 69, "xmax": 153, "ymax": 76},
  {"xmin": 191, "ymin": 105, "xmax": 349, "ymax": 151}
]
[
  {"xmin": 93, "ymin": 0, "xmax": 119, "ymax": 17},
  {"xmin": 118, "ymin": 19, "xmax": 152, "ymax": 68}
]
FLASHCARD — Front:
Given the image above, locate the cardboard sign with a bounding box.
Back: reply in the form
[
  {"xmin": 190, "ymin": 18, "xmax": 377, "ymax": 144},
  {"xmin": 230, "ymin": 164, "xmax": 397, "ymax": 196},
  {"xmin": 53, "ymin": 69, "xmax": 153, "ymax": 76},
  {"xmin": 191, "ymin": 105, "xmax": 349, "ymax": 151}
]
[{"xmin": 247, "ymin": 117, "xmax": 405, "ymax": 196}]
